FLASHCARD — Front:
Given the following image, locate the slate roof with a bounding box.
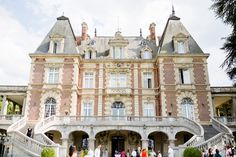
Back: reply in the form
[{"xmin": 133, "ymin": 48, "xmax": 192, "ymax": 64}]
[
  {"xmin": 159, "ymin": 15, "xmax": 204, "ymax": 54},
  {"xmin": 78, "ymin": 35, "xmax": 159, "ymax": 59},
  {"xmin": 34, "ymin": 16, "xmax": 78, "ymax": 54}
]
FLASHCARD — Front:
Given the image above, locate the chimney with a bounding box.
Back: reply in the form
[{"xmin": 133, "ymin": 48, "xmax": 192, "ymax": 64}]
[
  {"xmin": 81, "ymin": 22, "xmax": 89, "ymax": 41},
  {"xmin": 147, "ymin": 22, "xmax": 156, "ymax": 41}
]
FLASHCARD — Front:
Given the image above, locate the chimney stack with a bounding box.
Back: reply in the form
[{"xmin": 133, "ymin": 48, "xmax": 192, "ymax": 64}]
[{"xmin": 147, "ymin": 22, "xmax": 156, "ymax": 41}]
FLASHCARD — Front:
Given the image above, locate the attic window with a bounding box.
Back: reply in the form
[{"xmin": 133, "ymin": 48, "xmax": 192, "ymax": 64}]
[
  {"xmin": 178, "ymin": 41, "xmax": 185, "ymax": 53},
  {"xmin": 48, "ymin": 36, "xmax": 65, "ymax": 54},
  {"xmin": 173, "ymin": 33, "xmax": 189, "ymax": 54},
  {"xmin": 53, "ymin": 42, "xmax": 57, "ymax": 54}
]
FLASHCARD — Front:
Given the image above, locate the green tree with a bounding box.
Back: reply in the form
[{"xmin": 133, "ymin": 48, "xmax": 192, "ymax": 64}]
[
  {"xmin": 41, "ymin": 147, "xmax": 55, "ymax": 157},
  {"xmin": 183, "ymin": 147, "xmax": 201, "ymax": 157},
  {"xmin": 211, "ymin": 0, "xmax": 236, "ymax": 85}
]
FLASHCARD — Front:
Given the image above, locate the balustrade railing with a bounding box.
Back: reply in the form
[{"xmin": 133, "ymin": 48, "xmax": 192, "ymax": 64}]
[
  {"xmin": 0, "ymin": 115, "xmax": 24, "ymax": 123},
  {"xmin": 35, "ymin": 116, "xmax": 203, "ymax": 136},
  {"xmin": 212, "ymin": 117, "xmax": 232, "ymax": 134},
  {"xmin": 214, "ymin": 116, "xmax": 236, "ymax": 126},
  {"xmin": 7, "ymin": 116, "xmax": 26, "ymax": 132}
]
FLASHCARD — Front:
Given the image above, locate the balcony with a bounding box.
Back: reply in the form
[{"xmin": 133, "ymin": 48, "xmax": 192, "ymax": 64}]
[{"xmin": 106, "ymin": 88, "xmax": 132, "ymax": 95}]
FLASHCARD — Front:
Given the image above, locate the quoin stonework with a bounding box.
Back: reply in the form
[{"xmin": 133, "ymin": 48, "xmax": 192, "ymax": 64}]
[{"xmin": 0, "ymin": 11, "xmax": 235, "ymax": 157}]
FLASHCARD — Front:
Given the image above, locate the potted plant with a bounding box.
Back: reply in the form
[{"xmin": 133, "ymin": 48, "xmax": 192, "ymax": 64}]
[
  {"xmin": 183, "ymin": 147, "xmax": 201, "ymax": 157},
  {"xmin": 41, "ymin": 147, "xmax": 56, "ymax": 157}
]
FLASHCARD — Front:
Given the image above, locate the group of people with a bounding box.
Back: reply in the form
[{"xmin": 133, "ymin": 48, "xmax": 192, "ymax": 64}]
[{"xmin": 202, "ymin": 145, "xmax": 235, "ymax": 157}]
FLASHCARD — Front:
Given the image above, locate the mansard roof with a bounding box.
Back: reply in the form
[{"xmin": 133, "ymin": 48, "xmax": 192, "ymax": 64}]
[
  {"xmin": 34, "ymin": 16, "xmax": 78, "ymax": 54},
  {"xmin": 78, "ymin": 35, "xmax": 158, "ymax": 59},
  {"xmin": 159, "ymin": 15, "xmax": 204, "ymax": 54}
]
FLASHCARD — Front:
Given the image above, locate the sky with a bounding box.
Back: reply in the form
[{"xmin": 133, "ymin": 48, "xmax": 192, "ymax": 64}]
[{"xmin": 0, "ymin": 0, "xmax": 233, "ymax": 86}]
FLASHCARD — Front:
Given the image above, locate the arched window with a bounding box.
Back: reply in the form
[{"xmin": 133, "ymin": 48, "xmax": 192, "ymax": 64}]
[
  {"xmin": 112, "ymin": 101, "xmax": 125, "ymax": 119},
  {"xmin": 45, "ymin": 97, "xmax": 56, "ymax": 117},
  {"xmin": 181, "ymin": 98, "xmax": 194, "ymax": 120}
]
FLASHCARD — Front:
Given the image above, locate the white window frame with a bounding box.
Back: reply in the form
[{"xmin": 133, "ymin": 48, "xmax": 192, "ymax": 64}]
[
  {"xmin": 113, "ymin": 47, "xmax": 123, "ymax": 59},
  {"xmin": 178, "ymin": 41, "xmax": 185, "ymax": 54},
  {"xmin": 83, "ymin": 102, "xmax": 93, "ymax": 117},
  {"xmin": 48, "ymin": 67, "xmax": 59, "ymax": 84},
  {"xmin": 179, "ymin": 69, "xmax": 191, "ymax": 84},
  {"xmin": 44, "ymin": 98, "xmax": 56, "ymax": 117},
  {"xmin": 84, "ymin": 72, "xmax": 94, "ymax": 88},
  {"xmin": 143, "ymin": 72, "xmax": 152, "ymax": 88},
  {"xmin": 112, "ymin": 102, "xmax": 125, "ymax": 120},
  {"xmin": 143, "ymin": 103, "xmax": 154, "ymax": 117},
  {"xmin": 181, "ymin": 98, "xmax": 195, "ymax": 120},
  {"xmin": 109, "ymin": 73, "xmax": 127, "ymax": 88}
]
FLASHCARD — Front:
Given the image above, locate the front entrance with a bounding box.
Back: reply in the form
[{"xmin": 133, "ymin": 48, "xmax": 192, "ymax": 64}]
[{"xmin": 112, "ymin": 136, "xmax": 124, "ymax": 156}]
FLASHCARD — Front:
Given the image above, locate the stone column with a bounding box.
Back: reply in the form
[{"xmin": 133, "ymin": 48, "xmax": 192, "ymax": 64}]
[
  {"xmin": 62, "ymin": 138, "xmax": 69, "ymax": 147},
  {"xmin": 1, "ymin": 95, "xmax": 8, "ymax": 115},
  {"xmin": 232, "ymin": 97, "xmax": 236, "ymax": 117},
  {"xmin": 168, "ymin": 139, "xmax": 175, "ymax": 147},
  {"xmin": 21, "ymin": 97, "xmax": 26, "ymax": 115},
  {"xmin": 141, "ymin": 139, "xmax": 149, "ymax": 150},
  {"xmin": 88, "ymin": 138, "xmax": 95, "ymax": 151}
]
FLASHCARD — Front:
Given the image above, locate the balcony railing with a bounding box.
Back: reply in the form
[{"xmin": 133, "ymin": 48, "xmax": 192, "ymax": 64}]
[
  {"xmin": 0, "ymin": 115, "xmax": 24, "ymax": 124},
  {"xmin": 106, "ymin": 88, "xmax": 131, "ymax": 95}
]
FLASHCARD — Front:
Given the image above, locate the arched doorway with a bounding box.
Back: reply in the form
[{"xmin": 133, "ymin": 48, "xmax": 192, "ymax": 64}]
[
  {"xmin": 45, "ymin": 130, "xmax": 62, "ymax": 144},
  {"xmin": 69, "ymin": 131, "xmax": 89, "ymax": 151},
  {"xmin": 148, "ymin": 132, "xmax": 168, "ymax": 156},
  {"xmin": 95, "ymin": 130, "xmax": 141, "ymax": 157},
  {"xmin": 175, "ymin": 131, "xmax": 193, "ymax": 146}
]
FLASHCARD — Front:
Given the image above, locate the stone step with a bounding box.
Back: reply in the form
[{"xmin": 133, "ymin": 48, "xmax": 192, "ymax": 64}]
[{"xmin": 202, "ymin": 125, "xmax": 220, "ymax": 140}]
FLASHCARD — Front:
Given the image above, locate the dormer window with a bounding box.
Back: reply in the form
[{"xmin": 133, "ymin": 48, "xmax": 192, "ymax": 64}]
[
  {"xmin": 113, "ymin": 47, "xmax": 123, "ymax": 59},
  {"xmin": 141, "ymin": 47, "xmax": 152, "ymax": 59},
  {"xmin": 173, "ymin": 33, "xmax": 189, "ymax": 54},
  {"xmin": 48, "ymin": 35, "xmax": 65, "ymax": 54},
  {"xmin": 85, "ymin": 47, "xmax": 96, "ymax": 59},
  {"xmin": 178, "ymin": 41, "xmax": 185, "ymax": 54},
  {"xmin": 53, "ymin": 42, "xmax": 58, "ymax": 54}
]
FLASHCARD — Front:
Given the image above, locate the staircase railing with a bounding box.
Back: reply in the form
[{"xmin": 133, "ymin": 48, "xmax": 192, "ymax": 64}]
[
  {"xmin": 10, "ymin": 131, "xmax": 60, "ymax": 157},
  {"xmin": 212, "ymin": 117, "xmax": 232, "ymax": 134},
  {"xmin": 7, "ymin": 116, "xmax": 26, "ymax": 132}
]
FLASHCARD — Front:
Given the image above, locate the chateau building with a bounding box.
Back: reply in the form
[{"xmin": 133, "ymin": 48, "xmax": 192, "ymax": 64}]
[{"xmin": 0, "ymin": 11, "xmax": 235, "ymax": 157}]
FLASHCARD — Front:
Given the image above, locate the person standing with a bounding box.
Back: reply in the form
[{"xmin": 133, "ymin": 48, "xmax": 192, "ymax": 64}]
[
  {"xmin": 94, "ymin": 145, "xmax": 101, "ymax": 157},
  {"xmin": 208, "ymin": 148, "xmax": 214, "ymax": 157},
  {"xmin": 157, "ymin": 151, "xmax": 162, "ymax": 157},
  {"xmin": 215, "ymin": 149, "xmax": 222, "ymax": 157},
  {"xmin": 168, "ymin": 146, "xmax": 174, "ymax": 157},
  {"xmin": 131, "ymin": 148, "xmax": 137, "ymax": 157}
]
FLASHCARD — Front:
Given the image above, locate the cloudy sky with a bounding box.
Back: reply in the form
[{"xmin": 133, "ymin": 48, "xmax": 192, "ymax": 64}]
[{"xmin": 0, "ymin": 0, "xmax": 233, "ymax": 86}]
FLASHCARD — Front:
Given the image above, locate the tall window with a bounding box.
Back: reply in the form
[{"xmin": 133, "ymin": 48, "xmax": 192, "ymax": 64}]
[
  {"xmin": 53, "ymin": 42, "xmax": 57, "ymax": 54},
  {"xmin": 143, "ymin": 72, "xmax": 152, "ymax": 88},
  {"xmin": 181, "ymin": 98, "xmax": 195, "ymax": 120},
  {"xmin": 84, "ymin": 72, "xmax": 94, "ymax": 88},
  {"xmin": 45, "ymin": 98, "xmax": 56, "ymax": 117},
  {"xmin": 178, "ymin": 41, "xmax": 185, "ymax": 53},
  {"xmin": 83, "ymin": 102, "xmax": 93, "ymax": 116},
  {"xmin": 179, "ymin": 69, "xmax": 191, "ymax": 84},
  {"xmin": 143, "ymin": 51, "xmax": 152, "ymax": 59},
  {"xmin": 109, "ymin": 73, "xmax": 126, "ymax": 88},
  {"xmin": 112, "ymin": 101, "xmax": 125, "ymax": 119},
  {"xmin": 48, "ymin": 68, "xmax": 59, "ymax": 84},
  {"xmin": 85, "ymin": 51, "xmax": 92, "ymax": 59},
  {"xmin": 113, "ymin": 47, "xmax": 123, "ymax": 59},
  {"xmin": 143, "ymin": 103, "xmax": 154, "ymax": 117}
]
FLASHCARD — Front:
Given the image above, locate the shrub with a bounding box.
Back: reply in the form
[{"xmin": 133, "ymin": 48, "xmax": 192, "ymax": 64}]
[
  {"xmin": 183, "ymin": 147, "xmax": 201, "ymax": 157},
  {"xmin": 41, "ymin": 147, "xmax": 56, "ymax": 157}
]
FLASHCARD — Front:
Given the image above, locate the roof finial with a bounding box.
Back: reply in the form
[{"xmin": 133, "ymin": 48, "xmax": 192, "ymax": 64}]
[
  {"xmin": 140, "ymin": 28, "xmax": 142, "ymax": 37},
  {"xmin": 117, "ymin": 16, "xmax": 121, "ymax": 32},
  {"xmin": 94, "ymin": 28, "xmax": 97, "ymax": 37},
  {"xmin": 172, "ymin": 5, "xmax": 175, "ymax": 16},
  {"xmin": 62, "ymin": 12, "xmax": 64, "ymax": 16}
]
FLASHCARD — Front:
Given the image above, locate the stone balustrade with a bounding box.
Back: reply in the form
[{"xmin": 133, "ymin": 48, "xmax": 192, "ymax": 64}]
[
  {"xmin": 106, "ymin": 88, "xmax": 132, "ymax": 95},
  {"xmin": 214, "ymin": 116, "xmax": 236, "ymax": 126},
  {"xmin": 34, "ymin": 115, "xmax": 203, "ymax": 136}
]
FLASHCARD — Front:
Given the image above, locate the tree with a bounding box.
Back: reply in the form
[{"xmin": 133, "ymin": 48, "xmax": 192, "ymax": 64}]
[{"xmin": 211, "ymin": 0, "xmax": 236, "ymax": 85}]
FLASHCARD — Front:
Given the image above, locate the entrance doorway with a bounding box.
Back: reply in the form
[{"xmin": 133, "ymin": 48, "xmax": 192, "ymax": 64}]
[{"xmin": 112, "ymin": 136, "xmax": 124, "ymax": 156}]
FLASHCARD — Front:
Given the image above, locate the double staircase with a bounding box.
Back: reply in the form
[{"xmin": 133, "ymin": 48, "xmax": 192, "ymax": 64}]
[{"xmin": 4, "ymin": 116, "xmax": 235, "ymax": 157}]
